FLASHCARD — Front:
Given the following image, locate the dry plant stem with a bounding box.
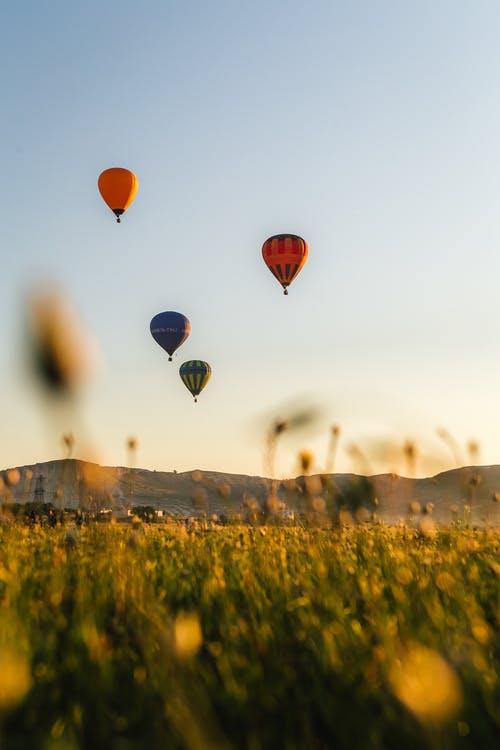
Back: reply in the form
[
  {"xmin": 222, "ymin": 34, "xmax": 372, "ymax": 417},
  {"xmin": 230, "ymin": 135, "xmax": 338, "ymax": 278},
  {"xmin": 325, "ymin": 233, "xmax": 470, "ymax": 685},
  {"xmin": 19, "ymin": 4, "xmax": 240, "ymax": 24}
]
[
  {"xmin": 127, "ymin": 439, "xmax": 138, "ymax": 507},
  {"xmin": 436, "ymin": 428, "xmax": 463, "ymax": 467},
  {"xmin": 325, "ymin": 425, "xmax": 341, "ymax": 474}
]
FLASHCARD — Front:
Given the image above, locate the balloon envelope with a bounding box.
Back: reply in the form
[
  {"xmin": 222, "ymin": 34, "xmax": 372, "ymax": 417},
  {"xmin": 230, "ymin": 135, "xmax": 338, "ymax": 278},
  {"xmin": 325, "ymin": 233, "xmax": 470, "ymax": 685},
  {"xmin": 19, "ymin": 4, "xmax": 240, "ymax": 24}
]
[
  {"xmin": 98, "ymin": 167, "xmax": 138, "ymax": 222},
  {"xmin": 262, "ymin": 234, "xmax": 308, "ymax": 294},
  {"xmin": 179, "ymin": 360, "xmax": 211, "ymax": 401},
  {"xmin": 150, "ymin": 312, "xmax": 190, "ymax": 361}
]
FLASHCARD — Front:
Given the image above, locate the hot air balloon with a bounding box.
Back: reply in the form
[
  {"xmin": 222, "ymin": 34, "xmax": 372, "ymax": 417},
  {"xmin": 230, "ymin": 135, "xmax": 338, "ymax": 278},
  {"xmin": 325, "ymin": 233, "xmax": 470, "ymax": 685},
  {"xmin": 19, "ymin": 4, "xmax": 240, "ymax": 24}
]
[
  {"xmin": 262, "ymin": 234, "xmax": 308, "ymax": 295},
  {"xmin": 179, "ymin": 360, "xmax": 211, "ymax": 402},
  {"xmin": 98, "ymin": 168, "xmax": 138, "ymax": 222},
  {"xmin": 150, "ymin": 312, "xmax": 190, "ymax": 361}
]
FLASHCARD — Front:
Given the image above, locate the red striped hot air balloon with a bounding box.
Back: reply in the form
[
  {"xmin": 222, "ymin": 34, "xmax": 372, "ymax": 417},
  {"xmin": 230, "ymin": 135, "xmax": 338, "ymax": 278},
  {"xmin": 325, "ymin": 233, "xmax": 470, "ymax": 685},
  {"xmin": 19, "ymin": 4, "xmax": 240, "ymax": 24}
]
[{"xmin": 262, "ymin": 234, "xmax": 308, "ymax": 295}]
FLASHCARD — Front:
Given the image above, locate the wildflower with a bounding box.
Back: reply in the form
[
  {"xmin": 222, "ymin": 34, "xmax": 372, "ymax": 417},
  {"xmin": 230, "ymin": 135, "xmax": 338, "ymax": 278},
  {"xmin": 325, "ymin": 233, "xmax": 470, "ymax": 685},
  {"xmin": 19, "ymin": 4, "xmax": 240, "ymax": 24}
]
[
  {"xmin": 419, "ymin": 516, "xmax": 436, "ymax": 538},
  {"xmin": 0, "ymin": 647, "xmax": 32, "ymax": 710},
  {"xmin": 174, "ymin": 613, "xmax": 202, "ymax": 659},
  {"xmin": 389, "ymin": 644, "xmax": 462, "ymax": 725},
  {"xmin": 5, "ymin": 469, "xmax": 20, "ymax": 487},
  {"xmin": 311, "ymin": 496, "xmax": 326, "ymax": 513}
]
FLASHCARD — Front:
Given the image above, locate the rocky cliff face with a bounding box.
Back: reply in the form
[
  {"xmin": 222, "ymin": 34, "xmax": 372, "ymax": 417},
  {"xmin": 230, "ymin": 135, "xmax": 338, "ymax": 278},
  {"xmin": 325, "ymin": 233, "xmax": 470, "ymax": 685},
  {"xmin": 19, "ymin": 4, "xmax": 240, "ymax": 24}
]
[
  {"xmin": 1, "ymin": 459, "xmax": 499, "ymax": 525},
  {"xmin": 0, "ymin": 460, "xmax": 123, "ymax": 509},
  {"xmin": 0, "ymin": 460, "xmax": 270, "ymax": 517}
]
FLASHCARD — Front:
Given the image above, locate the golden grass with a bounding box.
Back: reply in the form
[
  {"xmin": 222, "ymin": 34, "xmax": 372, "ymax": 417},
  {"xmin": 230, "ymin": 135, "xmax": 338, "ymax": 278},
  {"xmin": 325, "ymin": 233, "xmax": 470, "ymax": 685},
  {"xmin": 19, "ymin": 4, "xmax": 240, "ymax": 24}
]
[{"xmin": 0, "ymin": 522, "xmax": 498, "ymax": 748}]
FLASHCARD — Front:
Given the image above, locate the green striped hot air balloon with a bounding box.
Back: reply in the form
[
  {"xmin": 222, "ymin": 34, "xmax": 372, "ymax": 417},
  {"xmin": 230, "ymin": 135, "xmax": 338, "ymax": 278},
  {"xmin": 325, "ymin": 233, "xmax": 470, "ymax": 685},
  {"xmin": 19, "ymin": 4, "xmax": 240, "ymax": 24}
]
[{"xmin": 179, "ymin": 360, "xmax": 211, "ymax": 402}]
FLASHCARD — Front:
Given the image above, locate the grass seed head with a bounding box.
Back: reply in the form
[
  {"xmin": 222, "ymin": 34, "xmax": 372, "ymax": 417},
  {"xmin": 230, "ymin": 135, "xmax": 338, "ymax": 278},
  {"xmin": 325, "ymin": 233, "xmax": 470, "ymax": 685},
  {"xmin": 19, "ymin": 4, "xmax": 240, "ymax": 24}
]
[
  {"xmin": 62, "ymin": 432, "xmax": 75, "ymax": 457},
  {"xmin": 26, "ymin": 287, "xmax": 95, "ymax": 395},
  {"xmin": 299, "ymin": 449, "xmax": 314, "ymax": 474},
  {"xmin": 468, "ymin": 473, "xmax": 481, "ymax": 489},
  {"xmin": 265, "ymin": 494, "xmax": 282, "ymax": 514}
]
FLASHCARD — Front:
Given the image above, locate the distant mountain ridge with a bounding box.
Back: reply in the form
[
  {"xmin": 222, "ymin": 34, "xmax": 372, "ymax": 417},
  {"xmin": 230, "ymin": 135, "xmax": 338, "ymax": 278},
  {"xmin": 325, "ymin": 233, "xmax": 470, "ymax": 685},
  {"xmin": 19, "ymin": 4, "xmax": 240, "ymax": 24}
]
[{"xmin": 1, "ymin": 459, "xmax": 499, "ymax": 526}]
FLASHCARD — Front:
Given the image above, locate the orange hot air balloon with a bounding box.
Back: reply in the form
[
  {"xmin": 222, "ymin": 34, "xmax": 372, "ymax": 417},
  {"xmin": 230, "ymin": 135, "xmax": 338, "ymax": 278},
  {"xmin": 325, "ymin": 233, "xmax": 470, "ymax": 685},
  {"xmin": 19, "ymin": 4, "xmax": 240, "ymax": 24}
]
[
  {"xmin": 262, "ymin": 234, "xmax": 308, "ymax": 295},
  {"xmin": 98, "ymin": 168, "xmax": 138, "ymax": 222}
]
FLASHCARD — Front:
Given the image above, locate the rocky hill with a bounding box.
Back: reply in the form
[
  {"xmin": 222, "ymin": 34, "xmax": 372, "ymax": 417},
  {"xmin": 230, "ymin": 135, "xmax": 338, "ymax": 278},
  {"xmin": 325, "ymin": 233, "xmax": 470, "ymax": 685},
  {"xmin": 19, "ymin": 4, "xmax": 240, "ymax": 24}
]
[{"xmin": 1, "ymin": 459, "xmax": 499, "ymax": 525}]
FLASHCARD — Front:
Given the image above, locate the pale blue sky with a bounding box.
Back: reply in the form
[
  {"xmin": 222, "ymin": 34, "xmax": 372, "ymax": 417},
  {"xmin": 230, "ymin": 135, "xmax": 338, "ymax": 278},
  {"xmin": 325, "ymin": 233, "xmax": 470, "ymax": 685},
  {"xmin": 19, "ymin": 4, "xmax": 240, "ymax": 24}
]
[{"xmin": 2, "ymin": 1, "xmax": 500, "ymax": 477}]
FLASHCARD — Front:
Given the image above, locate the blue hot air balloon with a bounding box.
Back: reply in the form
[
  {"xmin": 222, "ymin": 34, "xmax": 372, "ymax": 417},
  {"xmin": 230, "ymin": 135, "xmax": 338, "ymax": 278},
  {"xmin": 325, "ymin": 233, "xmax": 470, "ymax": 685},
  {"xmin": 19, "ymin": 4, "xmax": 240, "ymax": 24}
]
[{"xmin": 150, "ymin": 311, "xmax": 190, "ymax": 361}]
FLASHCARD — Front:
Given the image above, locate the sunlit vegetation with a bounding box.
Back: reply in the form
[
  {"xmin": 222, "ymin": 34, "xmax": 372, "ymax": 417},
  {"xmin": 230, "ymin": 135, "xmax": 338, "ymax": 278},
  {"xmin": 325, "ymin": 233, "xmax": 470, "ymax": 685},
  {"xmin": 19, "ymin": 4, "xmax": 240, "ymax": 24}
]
[{"xmin": 0, "ymin": 522, "xmax": 498, "ymax": 749}]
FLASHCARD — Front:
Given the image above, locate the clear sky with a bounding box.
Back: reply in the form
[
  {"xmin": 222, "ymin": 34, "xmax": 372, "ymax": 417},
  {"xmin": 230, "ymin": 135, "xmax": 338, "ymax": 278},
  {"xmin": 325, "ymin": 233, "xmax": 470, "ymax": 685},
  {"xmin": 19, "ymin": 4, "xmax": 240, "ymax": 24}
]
[{"xmin": 2, "ymin": 0, "xmax": 500, "ymax": 478}]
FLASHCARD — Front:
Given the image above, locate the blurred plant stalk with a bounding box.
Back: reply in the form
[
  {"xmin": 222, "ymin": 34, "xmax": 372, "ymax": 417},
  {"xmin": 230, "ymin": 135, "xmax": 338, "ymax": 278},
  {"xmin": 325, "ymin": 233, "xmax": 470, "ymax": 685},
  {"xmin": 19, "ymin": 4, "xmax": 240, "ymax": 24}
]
[
  {"xmin": 24, "ymin": 285, "xmax": 102, "ymax": 505},
  {"xmin": 127, "ymin": 436, "xmax": 138, "ymax": 507}
]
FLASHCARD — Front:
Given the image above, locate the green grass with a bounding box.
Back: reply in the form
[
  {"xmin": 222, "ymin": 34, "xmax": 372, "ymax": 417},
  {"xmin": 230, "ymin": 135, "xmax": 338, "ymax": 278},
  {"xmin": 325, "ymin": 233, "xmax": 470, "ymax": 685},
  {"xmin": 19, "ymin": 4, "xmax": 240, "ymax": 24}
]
[{"xmin": 0, "ymin": 522, "xmax": 498, "ymax": 749}]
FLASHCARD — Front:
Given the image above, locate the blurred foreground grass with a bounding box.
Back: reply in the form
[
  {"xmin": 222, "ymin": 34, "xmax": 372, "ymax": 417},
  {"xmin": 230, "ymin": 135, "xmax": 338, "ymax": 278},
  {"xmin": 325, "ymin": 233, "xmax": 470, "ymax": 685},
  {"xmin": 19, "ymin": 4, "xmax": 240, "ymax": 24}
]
[{"xmin": 0, "ymin": 522, "xmax": 498, "ymax": 750}]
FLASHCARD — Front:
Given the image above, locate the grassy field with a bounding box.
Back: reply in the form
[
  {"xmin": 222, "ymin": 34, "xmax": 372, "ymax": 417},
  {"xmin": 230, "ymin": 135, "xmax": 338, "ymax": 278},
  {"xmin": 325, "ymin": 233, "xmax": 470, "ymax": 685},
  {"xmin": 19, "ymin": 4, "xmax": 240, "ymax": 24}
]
[{"xmin": 0, "ymin": 521, "xmax": 498, "ymax": 749}]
